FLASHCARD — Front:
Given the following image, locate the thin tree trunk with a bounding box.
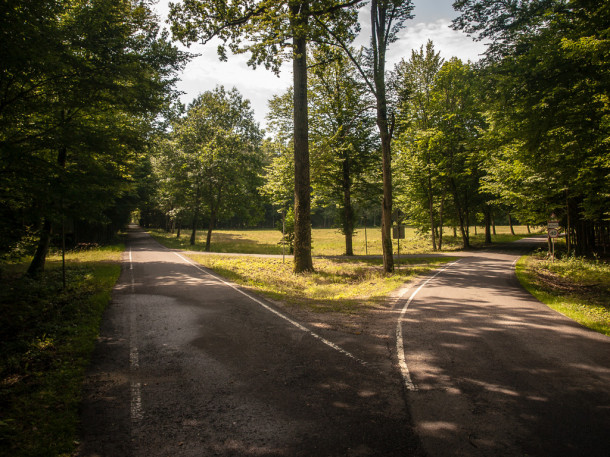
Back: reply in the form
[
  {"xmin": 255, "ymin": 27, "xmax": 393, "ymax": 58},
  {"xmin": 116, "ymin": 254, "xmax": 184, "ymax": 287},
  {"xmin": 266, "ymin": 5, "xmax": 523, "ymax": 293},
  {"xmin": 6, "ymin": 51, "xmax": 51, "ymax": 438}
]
[
  {"xmin": 190, "ymin": 211, "xmax": 198, "ymax": 246},
  {"xmin": 342, "ymin": 156, "xmax": 354, "ymax": 256},
  {"xmin": 205, "ymin": 189, "xmax": 221, "ymax": 252},
  {"xmin": 27, "ymin": 218, "xmax": 52, "ymax": 277},
  {"xmin": 205, "ymin": 211, "xmax": 215, "ymax": 252},
  {"xmin": 566, "ymin": 190, "xmax": 571, "ymax": 256},
  {"xmin": 291, "ymin": 4, "xmax": 313, "ymax": 273},
  {"xmin": 28, "ymin": 142, "xmax": 67, "ymax": 277},
  {"xmin": 508, "ymin": 213, "xmax": 515, "ymax": 235},
  {"xmin": 428, "ymin": 176, "xmax": 437, "ymax": 251},
  {"xmin": 484, "ymin": 205, "xmax": 492, "ymax": 244},
  {"xmin": 438, "ymin": 197, "xmax": 445, "ymax": 250},
  {"xmin": 190, "ymin": 187, "xmax": 201, "ymax": 245}
]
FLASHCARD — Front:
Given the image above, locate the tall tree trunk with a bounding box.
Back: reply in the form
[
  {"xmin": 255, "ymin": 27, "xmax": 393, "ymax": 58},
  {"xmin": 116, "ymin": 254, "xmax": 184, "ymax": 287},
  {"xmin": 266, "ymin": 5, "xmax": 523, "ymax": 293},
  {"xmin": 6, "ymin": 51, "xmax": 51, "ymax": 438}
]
[
  {"xmin": 190, "ymin": 211, "xmax": 198, "ymax": 246},
  {"xmin": 438, "ymin": 197, "xmax": 445, "ymax": 250},
  {"xmin": 27, "ymin": 218, "xmax": 52, "ymax": 277},
  {"xmin": 291, "ymin": 3, "xmax": 313, "ymax": 273},
  {"xmin": 205, "ymin": 211, "xmax": 215, "ymax": 252},
  {"xmin": 566, "ymin": 190, "xmax": 571, "ymax": 256},
  {"xmin": 371, "ymin": 0, "xmax": 394, "ymax": 273},
  {"xmin": 427, "ymin": 176, "xmax": 437, "ymax": 251},
  {"xmin": 484, "ymin": 205, "xmax": 492, "ymax": 244},
  {"xmin": 176, "ymin": 220, "xmax": 181, "ymax": 238},
  {"xmin": 205, "ymin": 189, "xmax": 221, "ymax": 252},
  {"xmin": 190, "ymin": 185, "xmax": 201, "ymax": 246},
  {"xmin": 27, "ymin": 143, "xmax": 67, "ymax": 277},
  {"xmin": 342, "ymin": 156, "xmax": 354, "ymax": 256},
  {"xmin": 508, "ymin": 213, "xmax": 515, "ymax": 235}
]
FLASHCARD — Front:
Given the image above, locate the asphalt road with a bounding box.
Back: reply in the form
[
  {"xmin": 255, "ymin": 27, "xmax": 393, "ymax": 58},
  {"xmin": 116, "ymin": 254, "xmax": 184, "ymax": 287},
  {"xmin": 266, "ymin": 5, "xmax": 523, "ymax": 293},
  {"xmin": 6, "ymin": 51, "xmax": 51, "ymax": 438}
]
[
  {"xmin": 79, "ymin": 229, "xmax": 610, "ymax": 456},
  {"xmin": 398, "ymin": 247, "xmax": 610, "ymax": 456},
  {"xmin": 78, "ymin": 227, "xmax": 420, "ymax": 457}
]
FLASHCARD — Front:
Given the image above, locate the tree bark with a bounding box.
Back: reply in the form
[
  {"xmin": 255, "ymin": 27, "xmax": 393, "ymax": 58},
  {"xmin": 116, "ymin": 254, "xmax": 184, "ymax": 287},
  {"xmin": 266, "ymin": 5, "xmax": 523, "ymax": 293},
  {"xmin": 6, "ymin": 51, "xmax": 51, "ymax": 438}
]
[
  {"xmin": 508, "ymin": 213, "xmax": 515, "ymax": 235},
  {"xmin": 342, "ymin": 155, "xmax": 354, "ymax": 256},
  {"xmin": 27, "ymin": 143, "xmax": 67, "ymax": 277},
  {"xmin": 371, "ymin": 0, "xmax": 394, "ymax": 273},
  {"xmin": 427, "ymin": 176, "xmax": 437, "ymax": 251},
  {"xmin": 27, "ymin": 218, "xmax": 52, "ymax": 277},
  {"xmin": 484, "ymin": 205, "xmax": 492, "ymax": 244},
  {"xmin": 291, "ymin": 2, "xmax": 313, "ymax": 273}
]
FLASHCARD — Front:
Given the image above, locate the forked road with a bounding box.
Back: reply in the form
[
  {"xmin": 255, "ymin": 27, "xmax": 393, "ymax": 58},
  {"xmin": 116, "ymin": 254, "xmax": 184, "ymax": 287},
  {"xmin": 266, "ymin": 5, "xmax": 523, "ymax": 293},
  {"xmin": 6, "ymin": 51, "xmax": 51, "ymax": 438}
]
[
  {"xmin": 79, "ymin": 227, "xmax": 419, "ymax": 456},
  {"xmin": 79, "ymin": 228, "xmax": 610, "ymax": 456},
  {"xmin": 398, "ymin": 248, "xmax": 610, "ymax": 456}
]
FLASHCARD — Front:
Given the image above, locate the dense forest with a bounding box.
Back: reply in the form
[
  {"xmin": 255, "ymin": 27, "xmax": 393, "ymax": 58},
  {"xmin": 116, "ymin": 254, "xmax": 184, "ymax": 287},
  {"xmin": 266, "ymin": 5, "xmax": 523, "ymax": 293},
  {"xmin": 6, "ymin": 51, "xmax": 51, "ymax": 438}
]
[{"xmin": 1, "ymin": 0, "xmax": 608, "ymax": 276}]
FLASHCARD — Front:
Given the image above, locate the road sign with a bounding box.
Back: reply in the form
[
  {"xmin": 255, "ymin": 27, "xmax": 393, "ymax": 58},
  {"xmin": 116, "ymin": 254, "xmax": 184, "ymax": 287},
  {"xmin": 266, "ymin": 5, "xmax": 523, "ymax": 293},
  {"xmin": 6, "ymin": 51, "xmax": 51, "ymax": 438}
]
[
  {"xmin": 548, "ymin": 228, "xmax": 559, "ymax": 238},
  {"xmin": 393, "ymin": 224, "xmax": 405, "ymax": 239},
  {"xmin": 548, "ymin": 221, "xmax": 559, "ymax": 229}
]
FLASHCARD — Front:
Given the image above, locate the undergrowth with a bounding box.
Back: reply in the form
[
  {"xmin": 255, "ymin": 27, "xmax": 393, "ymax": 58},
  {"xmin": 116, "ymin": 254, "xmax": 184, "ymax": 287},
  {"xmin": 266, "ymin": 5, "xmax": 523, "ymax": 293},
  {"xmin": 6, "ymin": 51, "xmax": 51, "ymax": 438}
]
[
  {"xmin": 0, "ymin": 246, "xmax": 122, "ymax": 457},
  {"xmin": 516, "ymin": 253, "xmax": 610, "ymax": 336}
]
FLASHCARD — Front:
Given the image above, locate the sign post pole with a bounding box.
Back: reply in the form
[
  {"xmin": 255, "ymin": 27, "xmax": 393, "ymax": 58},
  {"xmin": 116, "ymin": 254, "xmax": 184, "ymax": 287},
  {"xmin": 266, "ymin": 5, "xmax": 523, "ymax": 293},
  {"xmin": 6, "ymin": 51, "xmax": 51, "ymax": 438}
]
[{"xmin": 547, "ymin": 213, "xmax": 560, "ymax": 262}]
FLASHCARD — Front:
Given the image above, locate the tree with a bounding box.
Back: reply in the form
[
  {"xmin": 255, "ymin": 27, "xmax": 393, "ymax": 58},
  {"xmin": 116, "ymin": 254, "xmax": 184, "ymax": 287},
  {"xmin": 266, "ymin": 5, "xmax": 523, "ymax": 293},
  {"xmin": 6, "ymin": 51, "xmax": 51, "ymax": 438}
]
[
  {"xmin": 0, "ymin": 0, "xmax": 187, "ymax": 276},
  {"xmin": 313, "ymin": 0, "xmax": 415, "ymax": 271},
  {"xmin": 394, "ymin": 40, "xmax": 445, "ymax": 250},
  {"xmin": 455, "ymin": 0, "xmax": 610, "ymax": 254},
  {"xmin": 171, "ymin": 86, "xmax": 264, "ymax": 250},
  {"xmin": 169, "ymin": 0, "xmax": 362, "ymax": 272},
  {"xmin": 309, "ymin": 48, "xmax": 378, "ymax": 255}
]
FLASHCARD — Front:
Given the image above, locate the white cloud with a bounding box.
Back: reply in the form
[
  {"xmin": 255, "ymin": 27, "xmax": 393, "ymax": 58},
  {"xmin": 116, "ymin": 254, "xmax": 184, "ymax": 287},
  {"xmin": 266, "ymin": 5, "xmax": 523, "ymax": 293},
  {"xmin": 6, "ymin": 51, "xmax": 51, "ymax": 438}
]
[{"xmin": 388, "ymin": 19, "xmax": 487, "ymax": 66}]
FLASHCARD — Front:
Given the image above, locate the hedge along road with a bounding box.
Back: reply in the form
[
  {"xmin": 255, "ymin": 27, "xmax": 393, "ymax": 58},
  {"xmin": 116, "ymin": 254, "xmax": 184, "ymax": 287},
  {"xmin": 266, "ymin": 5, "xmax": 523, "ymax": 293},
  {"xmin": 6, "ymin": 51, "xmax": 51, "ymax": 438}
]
[
  {"xmin": 396, "ymin": 246, "xmax": 610, "ymax": 456},
  {"xmin": 78, "ymin": 226, "xmax": 421, "ymax": 457}
]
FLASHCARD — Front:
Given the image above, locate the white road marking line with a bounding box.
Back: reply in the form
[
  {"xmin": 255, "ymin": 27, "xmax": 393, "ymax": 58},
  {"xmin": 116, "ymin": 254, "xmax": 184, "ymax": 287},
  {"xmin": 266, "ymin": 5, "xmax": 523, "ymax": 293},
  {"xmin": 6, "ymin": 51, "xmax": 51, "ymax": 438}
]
[
  {"xmin": 128, "ymin": 245, "xmax": 142, "ymax": 424},
  {"xmin": 396, "ymin": 260, "xmax": 461, "ymax": 391},
  {"xmin": 172, "ymin": 252, "xmax": 368, "ymax": 368},
  {"xmin": 130, "ymin": 382, "xmax": 143, "ymax": 422}
]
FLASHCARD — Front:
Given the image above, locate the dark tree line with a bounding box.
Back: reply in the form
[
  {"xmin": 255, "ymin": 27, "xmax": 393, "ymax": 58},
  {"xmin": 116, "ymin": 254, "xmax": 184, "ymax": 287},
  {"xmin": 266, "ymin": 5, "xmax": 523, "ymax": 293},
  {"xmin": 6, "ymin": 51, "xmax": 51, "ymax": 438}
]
[{"xmin": 0, "ymin": 0, "xmax": 187, "ymax": 275}]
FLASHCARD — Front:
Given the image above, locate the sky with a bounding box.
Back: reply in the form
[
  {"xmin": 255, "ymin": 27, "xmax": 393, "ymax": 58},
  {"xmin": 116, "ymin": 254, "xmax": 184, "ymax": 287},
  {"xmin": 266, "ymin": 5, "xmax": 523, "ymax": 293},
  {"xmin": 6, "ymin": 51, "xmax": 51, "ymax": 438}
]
[{"xmin": 154, "ymin": 1, "xmax": 487, "ymax": 128}]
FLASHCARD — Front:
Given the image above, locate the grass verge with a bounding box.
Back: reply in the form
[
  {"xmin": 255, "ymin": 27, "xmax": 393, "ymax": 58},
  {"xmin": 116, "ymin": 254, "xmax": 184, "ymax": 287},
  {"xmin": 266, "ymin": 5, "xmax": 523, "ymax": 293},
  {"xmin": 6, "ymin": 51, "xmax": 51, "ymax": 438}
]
[
  {"xmin": 188, "ymin": 254, "xmax": 455, "ymax": 314},
  {"xmin": 516, "ymin": 253, "xmax": 610, "ymax": 336},
  {"xmin": 0, "ymin": 245, "xmax": 123, "ymax": 457}
]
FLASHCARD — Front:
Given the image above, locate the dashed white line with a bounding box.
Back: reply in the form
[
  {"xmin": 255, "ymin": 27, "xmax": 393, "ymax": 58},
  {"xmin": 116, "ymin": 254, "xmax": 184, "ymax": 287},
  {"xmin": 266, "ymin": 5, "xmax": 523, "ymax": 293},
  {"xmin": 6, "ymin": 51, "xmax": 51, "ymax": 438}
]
[
  {"xmin": 396, "ymin": 260, "xmax": 461, "ymax": 391},
  {"xmin": 172, "ymin": 252, "xmax": 368, "ymax": 368}
]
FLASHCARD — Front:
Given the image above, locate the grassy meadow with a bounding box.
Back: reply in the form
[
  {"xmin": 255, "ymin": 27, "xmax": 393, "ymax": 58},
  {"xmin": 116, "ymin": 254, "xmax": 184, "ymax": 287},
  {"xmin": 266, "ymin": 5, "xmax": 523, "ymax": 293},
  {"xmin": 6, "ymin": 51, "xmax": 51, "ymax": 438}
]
[
  {"xmin": 0, "ymin": 245, "xmax": 123, "ymax": 457},
  {"xmin": 149, "ymin": 224, "xmax": 538, "ymax": 256}
]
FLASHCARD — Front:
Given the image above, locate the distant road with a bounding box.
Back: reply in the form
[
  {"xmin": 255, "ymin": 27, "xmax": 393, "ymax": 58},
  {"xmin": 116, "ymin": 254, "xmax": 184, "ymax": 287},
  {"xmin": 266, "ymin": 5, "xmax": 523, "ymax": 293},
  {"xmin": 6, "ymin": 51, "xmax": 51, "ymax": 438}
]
[{"xmin": 397, "ymin": 248, "xmax": 610, "ymax": 456}]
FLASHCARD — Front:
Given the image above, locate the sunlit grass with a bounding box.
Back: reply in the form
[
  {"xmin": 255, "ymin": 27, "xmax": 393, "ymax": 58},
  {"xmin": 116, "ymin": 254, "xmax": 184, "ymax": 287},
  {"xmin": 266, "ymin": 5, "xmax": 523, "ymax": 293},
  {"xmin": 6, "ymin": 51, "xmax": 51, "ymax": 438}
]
[
  {"xmin": 150, "ymin": 225, "xmax": 538, "ymax": 256},
  {"xmin": 516, "ymin": 254, "xmax": 610, "ymax": 336},
  {"xmin": 188, "ymin": 254, "xmax": 455, "ymax": 314}
]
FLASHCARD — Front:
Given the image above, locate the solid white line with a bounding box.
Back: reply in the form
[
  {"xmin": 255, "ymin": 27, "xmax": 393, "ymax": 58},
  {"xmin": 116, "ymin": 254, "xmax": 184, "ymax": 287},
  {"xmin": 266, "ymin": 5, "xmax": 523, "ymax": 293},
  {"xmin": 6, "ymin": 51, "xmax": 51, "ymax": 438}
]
[
  {"xmin": 172, "ymin": 252, "xmax": 368, "ymax": 368},
  {"xmin": 396, "ymin": 260, "xmax": 461, "ymax": 391}
]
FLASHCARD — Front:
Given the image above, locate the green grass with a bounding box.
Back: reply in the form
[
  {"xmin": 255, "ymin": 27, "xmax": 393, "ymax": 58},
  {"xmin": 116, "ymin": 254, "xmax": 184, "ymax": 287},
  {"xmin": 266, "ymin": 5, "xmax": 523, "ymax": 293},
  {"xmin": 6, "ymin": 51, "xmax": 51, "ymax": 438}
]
[
  {"xmin": 516, "ymin": 253, "xmax": 610, "ymax": 336},
  {"xmin": 149, "ymin": 225, "xmax": 538, "ymax": 256},
  {"xmin": 188, "ymin": 254, "xmax": 455, "ymax": 314},
  {"xmin": 0, "ymin": 245, "xmax": 122, "ymax": 457}
]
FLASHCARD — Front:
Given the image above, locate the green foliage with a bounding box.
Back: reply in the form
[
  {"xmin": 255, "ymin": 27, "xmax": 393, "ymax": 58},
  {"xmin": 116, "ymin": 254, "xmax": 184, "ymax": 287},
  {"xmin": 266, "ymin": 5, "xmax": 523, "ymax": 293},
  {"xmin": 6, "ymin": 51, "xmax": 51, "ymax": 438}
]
[
  {"xmin": 394, "ymin": 42, "xmax": 487, "ymax": 249},
  {"xmin": 0, "ymin": 246, "xmax": 122, "ymax": 456},
  {"xmin": 158, "ymin": 86, "xmax": 265, "ymax": 246},
  {"xmin": 0, "ymin": 0, "xmax": 187, "ymax": 269},
  {"xmin": 456, "ymin": 0, "xmax": 610, "ymax": 254}
]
